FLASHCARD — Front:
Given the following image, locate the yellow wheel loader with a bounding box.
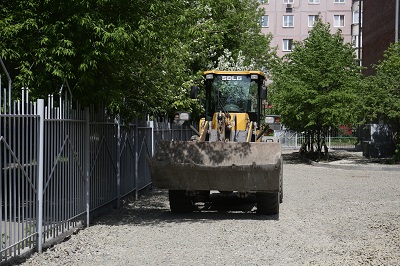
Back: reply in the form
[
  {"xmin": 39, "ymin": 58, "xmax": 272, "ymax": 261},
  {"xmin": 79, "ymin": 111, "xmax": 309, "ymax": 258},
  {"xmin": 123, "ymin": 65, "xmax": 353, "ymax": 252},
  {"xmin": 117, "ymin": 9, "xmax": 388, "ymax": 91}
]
[{"xmin": 147, "ymin": 70, "xmax": 283, "ymax": 215}]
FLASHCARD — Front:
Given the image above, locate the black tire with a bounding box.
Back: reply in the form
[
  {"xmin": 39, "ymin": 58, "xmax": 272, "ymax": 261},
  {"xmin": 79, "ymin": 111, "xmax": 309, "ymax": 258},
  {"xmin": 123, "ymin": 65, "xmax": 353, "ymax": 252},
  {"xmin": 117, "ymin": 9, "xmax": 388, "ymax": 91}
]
[
  {"xmin": 169, "ymin": 190, "xmax": 193, "ymax": 213},
  {"xmin": 256, "ymin": 192, "xmax": 279, "ymax": 215},
  {"xmin": 195, "ymin": 190, "xmax": 210, "ymax": 202}
]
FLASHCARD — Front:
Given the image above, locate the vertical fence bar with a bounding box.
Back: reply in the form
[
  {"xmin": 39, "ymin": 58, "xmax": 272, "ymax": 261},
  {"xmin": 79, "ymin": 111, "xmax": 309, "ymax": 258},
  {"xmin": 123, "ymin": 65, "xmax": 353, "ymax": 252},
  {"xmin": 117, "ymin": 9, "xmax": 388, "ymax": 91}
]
[
  {"xmin": 4, "ymin": 98, "xmax": 9, "ymax": 258},
  {"xmin": 31, "ymin": 101, "xmax": 37, "ymax": 249},
  {"xmin": 171, "ymin": 122, "xmax": 174, "ymax": 141},
  {"xmin": 36, "ymin": 99, "xmax": 44, "ymax": 253},
  {"xmin": 134, "ymin": 118, "xmax": 138, "ymax": 200},
  {"xmin": 11, "ymin": 101, "xmax": 16, "ymax": 256},
  {"xmin": 116, "ymin": 115, "xmax": 121, "ymax": 209},
  {"xmin": 21, "ymin": 94, "xmax": 26, "ymax": 250},
  {"xmin": 16, "ymin": 100, "xmax": 21, "ymax": 254},
  {"xmin": 85, "ymin": 108, "xmax": 90, "ymax": 227},
  {"xmin": 328, "ymin": 132, "xmax": 331, "ymax": 149},
  {"xmin": 0, "ymin": 74, "xmax": 2, "ymax": 111},
  {"xmin": 149, "ymin": 120, "xmax": 155, "ymax": 156},
  {"xmin": 0, "ymin": 98, "xmax": 3, "ymax": 262}
]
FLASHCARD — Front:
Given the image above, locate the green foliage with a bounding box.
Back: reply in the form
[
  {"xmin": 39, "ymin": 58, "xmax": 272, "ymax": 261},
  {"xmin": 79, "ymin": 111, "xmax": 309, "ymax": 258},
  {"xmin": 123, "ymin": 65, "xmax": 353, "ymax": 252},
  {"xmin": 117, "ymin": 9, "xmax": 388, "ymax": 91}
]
[
  {"xmin": 367, "ymin": 44, "xmax": 400, "ymax": 123},
  {"xmin": 0, "ymin": 0, "xmax": 273, "ymax": 120},
  {"xmin": 395, "ymin": 137, "xmax": 400, "ymax": 162},
  {"xmin": 1, "ymin": 0, "xmax": 138, "ymax": 103},
  {"xmin": 270, "ymin": 19, "xmax": 363, "ymax": 153},
  {"xmin": 362, "ymin": 43, "xmax": 400, "ymax": 161}
]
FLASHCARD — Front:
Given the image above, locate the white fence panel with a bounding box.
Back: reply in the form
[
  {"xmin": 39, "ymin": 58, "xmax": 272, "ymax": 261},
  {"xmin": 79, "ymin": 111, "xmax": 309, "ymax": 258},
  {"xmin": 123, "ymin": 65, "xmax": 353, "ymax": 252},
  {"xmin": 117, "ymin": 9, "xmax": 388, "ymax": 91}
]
[
  {"xmin": 279, "ymin": 130, "xmax": 357, "ymax": 150},
  {"xmin": 1, "ymin": 85, "xmax": 192, "ymax": 263},
  {"xmin": 1, "ymin": 89, "xmax": 39, "ymax": 261}
]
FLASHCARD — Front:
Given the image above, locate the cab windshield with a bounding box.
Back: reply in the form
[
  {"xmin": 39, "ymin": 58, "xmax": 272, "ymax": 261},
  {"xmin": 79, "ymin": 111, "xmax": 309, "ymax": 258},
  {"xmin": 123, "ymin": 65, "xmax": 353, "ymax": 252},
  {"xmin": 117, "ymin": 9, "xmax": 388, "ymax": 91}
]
[{"xmin": 212, "ymin": 75, "xmax": 257, "ymax": 113}]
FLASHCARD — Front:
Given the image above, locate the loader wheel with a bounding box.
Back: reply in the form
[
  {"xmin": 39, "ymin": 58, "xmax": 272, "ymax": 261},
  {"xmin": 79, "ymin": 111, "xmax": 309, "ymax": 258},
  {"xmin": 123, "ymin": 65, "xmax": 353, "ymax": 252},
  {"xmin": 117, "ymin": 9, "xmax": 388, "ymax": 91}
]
[
  {"xmin": 169, "ymin": 190, "xmax": 193, "ymax": 213},
  {"xmin": 219, "ymin": 191, "xmax": 233, "ymax": 195},
  {"xmin": 256, "ymin": 192, "xmax": 279, "ymax": 215},
  {"xmin": 195, "ymin": 190, "xmax": 210, "ymax": 202}
]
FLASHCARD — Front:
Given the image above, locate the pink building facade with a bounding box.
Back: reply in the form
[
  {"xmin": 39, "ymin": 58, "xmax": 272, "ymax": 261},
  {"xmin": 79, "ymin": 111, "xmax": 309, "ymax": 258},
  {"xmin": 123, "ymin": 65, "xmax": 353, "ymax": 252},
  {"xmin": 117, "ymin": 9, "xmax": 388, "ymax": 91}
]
[{"xmin": 259, "ymin": 0, "xmax": 360, "ymax": 58}]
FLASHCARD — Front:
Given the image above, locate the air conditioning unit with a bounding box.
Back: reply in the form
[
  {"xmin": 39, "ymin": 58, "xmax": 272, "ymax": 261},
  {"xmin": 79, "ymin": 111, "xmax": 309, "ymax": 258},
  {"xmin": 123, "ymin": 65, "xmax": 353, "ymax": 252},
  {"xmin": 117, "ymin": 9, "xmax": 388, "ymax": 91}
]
[
  {"xmin": 286, "ymin": 4, "xmax": 293, "ymax": 12},
  {"xmin": 286, "ymin": 4, "xmax": 292, "ymax": 8}
]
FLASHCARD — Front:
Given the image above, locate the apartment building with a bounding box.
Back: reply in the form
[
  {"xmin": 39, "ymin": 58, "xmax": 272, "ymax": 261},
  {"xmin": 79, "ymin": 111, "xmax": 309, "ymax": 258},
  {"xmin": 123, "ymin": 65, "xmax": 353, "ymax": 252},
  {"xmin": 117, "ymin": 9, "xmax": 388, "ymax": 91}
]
[
  {"xmin": 259, "ymin": 0, "xmax": 361, "ymax": 60},
  {"xmin": 362, "ymin": 0, "xmax": 399, "ymax": 75}
]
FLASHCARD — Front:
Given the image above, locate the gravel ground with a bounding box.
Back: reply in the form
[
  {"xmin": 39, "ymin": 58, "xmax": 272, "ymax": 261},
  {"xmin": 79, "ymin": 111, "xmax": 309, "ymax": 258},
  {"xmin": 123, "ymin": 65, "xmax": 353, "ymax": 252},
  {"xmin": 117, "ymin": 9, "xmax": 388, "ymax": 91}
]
[{"xmin": 20, "ymin": 152, "xmax": 400, "ymax": 266}]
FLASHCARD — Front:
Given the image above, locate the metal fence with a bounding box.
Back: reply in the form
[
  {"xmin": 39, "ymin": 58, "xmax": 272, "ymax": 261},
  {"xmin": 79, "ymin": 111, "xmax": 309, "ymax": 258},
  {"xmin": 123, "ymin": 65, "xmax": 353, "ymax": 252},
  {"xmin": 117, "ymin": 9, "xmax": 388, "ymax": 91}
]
[
  {"xmin": 278, "ymin": 130, "xmax": 357, "ymax": 150},
  {"xmin": 0, "ymin": 85, "xmax": 192, "ymax": 263}
]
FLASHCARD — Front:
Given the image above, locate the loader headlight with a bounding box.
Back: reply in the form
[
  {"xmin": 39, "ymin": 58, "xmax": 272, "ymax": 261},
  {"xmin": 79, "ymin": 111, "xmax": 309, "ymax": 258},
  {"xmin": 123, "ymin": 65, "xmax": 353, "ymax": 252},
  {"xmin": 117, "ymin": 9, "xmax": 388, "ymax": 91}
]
[
  {"xmin": 265, "ymin": 116, "xmax": 275, "ymax": 124},
  {"xmin": 179, "ymin": 112, "xmax": 190, "ymax": 121},
  {"xmin": 174, "ymin": 111, "xmax": 191, "ymax": 126}
]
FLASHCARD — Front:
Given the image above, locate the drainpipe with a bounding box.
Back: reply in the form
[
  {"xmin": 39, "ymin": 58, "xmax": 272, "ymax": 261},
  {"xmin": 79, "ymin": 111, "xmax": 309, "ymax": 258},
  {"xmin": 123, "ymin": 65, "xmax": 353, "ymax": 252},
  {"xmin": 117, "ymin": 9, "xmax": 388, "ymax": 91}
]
[
  {"xmin": 358, "ymin": 0, "xmax": 362, "ymax": 65},
  {"xmin": 396, "ymin": 0, "xmax": 399, "ymax": 43}
]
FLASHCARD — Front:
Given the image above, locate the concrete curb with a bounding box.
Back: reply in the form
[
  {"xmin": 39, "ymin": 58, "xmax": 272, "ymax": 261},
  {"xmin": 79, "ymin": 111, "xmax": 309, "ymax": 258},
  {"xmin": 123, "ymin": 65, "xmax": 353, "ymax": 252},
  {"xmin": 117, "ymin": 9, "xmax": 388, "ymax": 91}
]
[
  {"xmin": 309, "ymin": 160, "xmax": 400, "ymax": 172},
  {"xmin": 283, "ymin": 149, "xmax": 400, "ymax": 171}
]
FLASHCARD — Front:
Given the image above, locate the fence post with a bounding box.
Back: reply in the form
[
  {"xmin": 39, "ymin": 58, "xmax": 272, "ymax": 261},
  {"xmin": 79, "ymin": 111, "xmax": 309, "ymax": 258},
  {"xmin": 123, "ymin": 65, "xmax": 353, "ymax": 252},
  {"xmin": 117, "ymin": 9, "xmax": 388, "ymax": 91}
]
[
  {"xmin": 328, "ymin": 133, "xmax": 331, "ymax": 149},
  {"xmin": 116, "ymin": 115, "xmax": 121, "ymax": 208},
  {"xmin": 134, "ymin": 118, "xmax": 138, "ymax": 200},
  {"xmin": 171, "ymin": 122, "xmax": 174, "ymax": 141},
  {"xmin": 148, "ymin": 118, "xmax": 155, "ymax": 156},
  {"xmin": 85, "ymin": 107, "xmax": 90, "ymax": 226},
  {"xmin": 36, "ymin": 99, "xmax": 44, "ymax": 253}
]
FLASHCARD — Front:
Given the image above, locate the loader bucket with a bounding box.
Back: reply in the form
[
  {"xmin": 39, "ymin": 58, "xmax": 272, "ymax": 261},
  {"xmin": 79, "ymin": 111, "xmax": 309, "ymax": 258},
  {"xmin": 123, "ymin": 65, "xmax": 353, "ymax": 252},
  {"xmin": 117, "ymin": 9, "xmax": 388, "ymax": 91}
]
[{"xmin": 147, "ymin": 141, "xmax": 282, "ymax": 192}]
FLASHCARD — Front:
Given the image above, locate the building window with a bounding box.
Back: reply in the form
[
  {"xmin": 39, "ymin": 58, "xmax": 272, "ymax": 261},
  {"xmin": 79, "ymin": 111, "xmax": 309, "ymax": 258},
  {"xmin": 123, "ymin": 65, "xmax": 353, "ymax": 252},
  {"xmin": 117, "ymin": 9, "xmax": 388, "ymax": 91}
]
[
  {"xmin": 259, "ymin": 0, "xmax": 269, "ymax": 3},
  {"xmin": 353, "ymin": 11, "xmax": 360, "ymax": 24},
  {"xmin": 260, "ymin": 15, "xmax": 269, "ymax": 27},
  {"xmin": 308, "ymin": 15, "xmax": 318, "ymax": 27},
  {"xmin": 334, "ymin": 15, "xmax": 345, "ymax": 27},
  {"xmin": 308, "ymin": 0, "xmax": 320, "ymax": 3},
  {"xmin": 283, "ymin": 15, "xmax": 294, "ymax": 27},
  {"xmin": 284, "ymin": 0, "xmax": 294, "ymax": 4},
  {"xmin": 334, "ymin": 0, "xmax": 345, "ymax": 3},
  {"xmin": 283, "ymin": 39, "xmax": 293, "ymax": 51}
]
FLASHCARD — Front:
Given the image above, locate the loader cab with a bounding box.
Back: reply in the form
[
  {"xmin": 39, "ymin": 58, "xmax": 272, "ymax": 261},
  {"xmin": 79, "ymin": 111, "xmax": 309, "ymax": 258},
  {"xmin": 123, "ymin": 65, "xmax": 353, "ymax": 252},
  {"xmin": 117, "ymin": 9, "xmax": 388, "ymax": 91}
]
[{"xmin": 203, "ymin": 70, "xmax": 266, "ymax": 125}]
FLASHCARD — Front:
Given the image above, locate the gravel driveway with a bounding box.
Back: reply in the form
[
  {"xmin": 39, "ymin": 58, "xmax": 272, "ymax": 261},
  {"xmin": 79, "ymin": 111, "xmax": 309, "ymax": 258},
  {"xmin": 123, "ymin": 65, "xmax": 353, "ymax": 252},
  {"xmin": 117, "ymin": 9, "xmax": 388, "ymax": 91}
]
[{"xmin": 21, "ymin": 152, "xmax": 400, "ymax": 266}]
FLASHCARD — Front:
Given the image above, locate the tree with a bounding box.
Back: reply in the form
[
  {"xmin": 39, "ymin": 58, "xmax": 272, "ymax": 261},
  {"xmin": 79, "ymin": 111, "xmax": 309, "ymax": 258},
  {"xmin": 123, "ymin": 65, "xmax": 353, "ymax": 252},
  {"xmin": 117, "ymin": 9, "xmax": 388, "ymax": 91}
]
[
  {"xmin": 0, "ymin": 0, "xmax": 273, "ymax": 120},
  {"xmin": 270, "ymin": 19, "xmax": 363, "ymax": 156},
  {"xmin": 186, "ymin": 0, "xmax": 275, "ymax": 72},
  {"xmin": 177, "ymin": 0, "xmax": 275, "ymax": 121},
  {"xmin": 362, "ymin": 44, "xmax": 400, "ymax": 161},
  {"xmin": 0, "ymin": 0, "xmax": 197, "ymax": 119},
  {"xmin": 0, "ymin": 0, "xmax": 142, "ymax": 105}
]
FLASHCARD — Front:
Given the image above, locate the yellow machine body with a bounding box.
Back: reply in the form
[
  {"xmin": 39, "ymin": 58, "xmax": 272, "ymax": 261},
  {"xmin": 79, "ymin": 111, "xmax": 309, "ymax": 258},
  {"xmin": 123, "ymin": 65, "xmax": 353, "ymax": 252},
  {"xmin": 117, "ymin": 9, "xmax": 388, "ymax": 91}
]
[{"xmin": 147, "ymin": 70, "xmax": 283, "ymax": 214}]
